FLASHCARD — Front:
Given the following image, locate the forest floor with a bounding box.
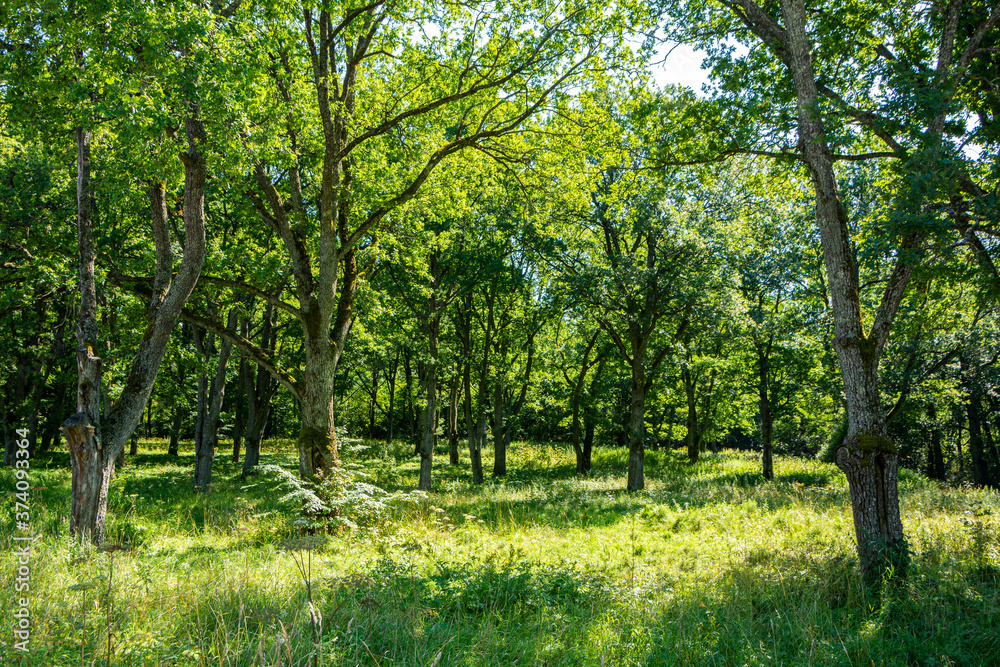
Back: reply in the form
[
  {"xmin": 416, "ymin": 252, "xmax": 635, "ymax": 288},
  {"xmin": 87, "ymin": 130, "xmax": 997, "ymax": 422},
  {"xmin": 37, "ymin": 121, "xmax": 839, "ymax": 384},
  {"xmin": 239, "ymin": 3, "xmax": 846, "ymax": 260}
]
[{"xmin": 1, "ymin": 439, "xmax": 999, "ymax": 666}]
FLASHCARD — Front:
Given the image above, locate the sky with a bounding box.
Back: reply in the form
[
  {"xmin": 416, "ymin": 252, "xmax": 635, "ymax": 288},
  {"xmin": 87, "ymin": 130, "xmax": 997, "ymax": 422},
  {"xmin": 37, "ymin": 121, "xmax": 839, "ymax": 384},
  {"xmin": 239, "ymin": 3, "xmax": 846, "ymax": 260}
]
[{"xmin": 650, "ymin": 42, "xmax": 712, "ymax": 94}]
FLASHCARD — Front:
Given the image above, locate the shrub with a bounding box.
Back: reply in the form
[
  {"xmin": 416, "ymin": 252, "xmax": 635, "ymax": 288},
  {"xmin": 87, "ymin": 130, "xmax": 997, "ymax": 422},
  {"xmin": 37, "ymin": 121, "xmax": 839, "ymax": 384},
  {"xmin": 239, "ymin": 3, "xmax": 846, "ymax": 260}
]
[{"xmin": 259, "ymin": 463, "xmax": 426, "ymax": 531}]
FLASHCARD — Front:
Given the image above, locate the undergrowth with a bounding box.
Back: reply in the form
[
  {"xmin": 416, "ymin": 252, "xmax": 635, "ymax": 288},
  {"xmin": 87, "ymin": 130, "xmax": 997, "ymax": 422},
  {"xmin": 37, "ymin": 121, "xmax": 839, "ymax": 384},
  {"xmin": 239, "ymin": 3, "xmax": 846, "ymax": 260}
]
[{"xmin": 1, "ymin": 439, "xmax": 998, "ymax": 666}]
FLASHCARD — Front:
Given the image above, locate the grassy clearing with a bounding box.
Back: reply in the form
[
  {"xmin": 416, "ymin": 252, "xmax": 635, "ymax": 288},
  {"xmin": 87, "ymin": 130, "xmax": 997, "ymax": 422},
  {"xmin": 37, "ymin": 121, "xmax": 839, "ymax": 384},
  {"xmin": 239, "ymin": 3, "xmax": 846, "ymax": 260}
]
[{"xmin": 2, "ymin": 439, "xmax": 999, "ymax": 666}]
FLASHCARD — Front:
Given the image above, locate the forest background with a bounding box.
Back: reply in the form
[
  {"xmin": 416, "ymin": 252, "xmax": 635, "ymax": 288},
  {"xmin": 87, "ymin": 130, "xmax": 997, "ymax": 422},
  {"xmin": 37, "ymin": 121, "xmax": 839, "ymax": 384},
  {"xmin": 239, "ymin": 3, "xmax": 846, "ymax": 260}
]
[{"xmin": 1, "ymin": 0, "xmax": 1000, "ymax": 665}]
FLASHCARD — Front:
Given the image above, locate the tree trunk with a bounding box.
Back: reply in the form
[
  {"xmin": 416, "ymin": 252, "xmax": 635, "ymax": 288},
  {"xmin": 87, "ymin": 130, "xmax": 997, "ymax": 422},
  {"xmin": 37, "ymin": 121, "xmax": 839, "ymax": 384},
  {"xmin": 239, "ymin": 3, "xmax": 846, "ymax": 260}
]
[
  {"xmin": 169, "ymin": 399, "xmax": 182, "ymax": 457},
  {"xmin": 571, "ymin": 384, "xmax": 585, "ymax": 473},
  {"xmin": 414, "ymin": 360, "xmax": 426, "ymax": 456},
  {"xmin": 473, "ymin": 290, "xmax": 496, "ymax": 483},
  {"xmin": 232, "ymin": 367, "xmax": 243, "ymax": 463},
  {"xmin": 983, "ymin": 421, "xmax": 1000, "ymax": 483},
  {"xmin": 464, "ymin": 356, "xmax": 482, "ymax": 484},
  {"xmin": 781, "ymin": 0, "xmax": 911, "ymax": 580},
  {"xmin": 698, "ymin": 368, "xmax": 717, "ymax": 454},
  {"xmin": 240, "ymin": 363, "xmax": 263, "ymax": 477},
  {"xmin": 759, "ymin": 349, "xmax": 773, "ymax": 480},
  {"xmin": 626, "ymin": 327, "xmax": 649, "ymax": 491},
  {"xmin": 683, "ymin": 368, "xmax": 698, "ymax": 463},
  {"xmin": 2, "ymin": 381, "xmax": 14, "ymax": 465},
  {"xmin": 241, "ymin": 358, "xmax": 274, "ymax": 478},
  {"xmin": 65, "ymin": 111, "xmax": 208, "ymax": 543},
  {"xmin": 448, "ymin": 375, "xmax": 460, "ymax": 465},
  {"xmin": 404, "ymin": 349, "xmax": 415, "ymax": 438},
  {"xmin": 962, "ymin": 356, "xmax": 993, "ymax": 488},
  {"xmin": 65, "ymin": 126, "xmax": 107, "ymax": 542},
  {"xmin": 297, "ymin": 329, "xmax": 338, "ymax": 478},
  {"xmin": 583, "ymin": 420, "xmax": 595, "ymax": 472},
  {"xmin": 417, "ymin": 372, "xmax": 436, "ymax": 490},
  {"xmin": 292, "ymin": 238, "xmax": 362, "ymax": 478},
  {"xmin": 455, "ymin": 294, "xmax": 483, "ymax": 483},
  {"xmin": 627, "ymin": 381, "xmax": 646, "ymax": 490},
  {"xmin": 194, "ymin": 375, "xmax": 208, "ymax": 455},
  {"xmin": 240, "ymin": 308, "xmax": 277, "ymax": 479},
  {"xmin": 832, "ymin": 341, "xmax": 907, "ymax": 581},
  {"xmin": 192, "ymin": 324, "xmax": 213, "ymax": 457},
  {"xmin": 418, "ymin": 316, "xmax": 440, "ymax": 491},
  {"xmin": 368, "ymin": 366, "xmax": 379, "ymax": 437},
  {"xmin": 194, "ymin": 310, "xmax": 235, "ymax": 492},
  {"xmin": 492, "ymin": 379, "xmax": 506, "ymax": 477},
  {"xmin": 167, "ymin": 352, "xmax": 184, "ymax": 456},
  {"xmin": 926, "ymin": 403, "xmax": 946, "ymax": 481},
  {"xmin": 387, "ymin": 345, "xmax": 398, "ymax": 442},
  {"xmin": 40, "ymin": 383, "xmax": 65, "ymax": 453},
  {"xmin": 570, "ymin": 333, "xmax": 601, "ymax": 474}
]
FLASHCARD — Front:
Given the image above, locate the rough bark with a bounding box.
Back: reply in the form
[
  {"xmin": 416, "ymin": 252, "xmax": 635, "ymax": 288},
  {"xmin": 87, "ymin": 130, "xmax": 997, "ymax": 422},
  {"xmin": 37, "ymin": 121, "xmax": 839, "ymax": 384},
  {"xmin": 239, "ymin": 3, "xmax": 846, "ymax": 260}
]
[
  {"xmin": 627, "ymin": 382, "xmax": 646, "ymax": 490},
  {"xmin": 780, "ymin": 0, "xmax": 912, "ymax": 579},
  {"xmin": 65, "ymin": 126, "xmax": 107, "ymax": 541},
  {"xmin": 297, "ymin": 331, "xmax": 338, "ymax": 478},
  {"xmin": 625, "ymin": 326, "xmax": 649, "ymax": 490},
  {"xmin": 65, "ymin": 112, "xmax": 208, "ymax": 543}
]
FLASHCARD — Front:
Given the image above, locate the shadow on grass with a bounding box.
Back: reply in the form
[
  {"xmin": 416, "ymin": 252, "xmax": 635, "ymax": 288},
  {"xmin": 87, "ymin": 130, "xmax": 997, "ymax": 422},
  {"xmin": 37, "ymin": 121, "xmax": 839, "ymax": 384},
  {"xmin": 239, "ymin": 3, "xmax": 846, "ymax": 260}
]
[
  {"xmin": 13, "ymin": 440, "xmax": 847, "ymax": 540},
  {"xmin": 632, "ymin": 549, "xmax": 1000, "ymax": 666},
  {"xmin": 300, "ymin": 545, "xmax": 1000, "ymax": 666},
  {"xmin": 360, "ymin": 446, "xmax": 850, "ymax": 532}
]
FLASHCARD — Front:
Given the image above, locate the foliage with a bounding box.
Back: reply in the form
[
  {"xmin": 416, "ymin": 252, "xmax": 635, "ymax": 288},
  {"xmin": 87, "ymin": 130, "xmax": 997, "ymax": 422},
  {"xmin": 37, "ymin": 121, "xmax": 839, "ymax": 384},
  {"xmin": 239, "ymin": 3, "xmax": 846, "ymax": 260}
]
[{"xmin": 259, "ymin": 462, "xmax": 427, "ymax": 532}]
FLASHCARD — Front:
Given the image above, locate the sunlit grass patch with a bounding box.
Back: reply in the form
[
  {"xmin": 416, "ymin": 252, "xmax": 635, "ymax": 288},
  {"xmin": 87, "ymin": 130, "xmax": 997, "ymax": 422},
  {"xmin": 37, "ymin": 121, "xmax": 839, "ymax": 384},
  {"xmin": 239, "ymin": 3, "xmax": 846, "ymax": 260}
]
[{"xmin": 1, "ymin": 440, "xmax": 998, "ymax": 665}]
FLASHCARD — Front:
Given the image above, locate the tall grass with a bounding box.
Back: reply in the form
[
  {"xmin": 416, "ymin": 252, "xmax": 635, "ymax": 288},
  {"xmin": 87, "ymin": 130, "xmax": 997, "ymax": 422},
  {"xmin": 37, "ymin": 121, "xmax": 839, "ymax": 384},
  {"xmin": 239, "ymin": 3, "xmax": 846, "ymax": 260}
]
[{"xmin": 1, "ymin": 439, "xmax": 997, "ymax": 666}]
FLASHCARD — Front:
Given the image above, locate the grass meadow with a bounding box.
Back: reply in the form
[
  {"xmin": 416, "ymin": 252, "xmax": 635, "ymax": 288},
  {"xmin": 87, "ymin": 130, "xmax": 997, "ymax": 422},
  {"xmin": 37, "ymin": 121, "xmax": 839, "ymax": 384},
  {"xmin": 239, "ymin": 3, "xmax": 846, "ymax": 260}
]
[{"xmin": 1, "ymin": 439, "xmax": 999, "ymax": 666}]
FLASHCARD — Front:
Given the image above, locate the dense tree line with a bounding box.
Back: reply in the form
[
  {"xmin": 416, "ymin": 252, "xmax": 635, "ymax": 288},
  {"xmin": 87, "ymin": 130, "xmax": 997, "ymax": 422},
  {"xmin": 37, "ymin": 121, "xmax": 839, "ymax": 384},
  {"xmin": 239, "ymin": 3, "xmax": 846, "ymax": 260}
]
[{"xmin": 2, "ymin": 0, "xmax": 998, "ymax": 579}]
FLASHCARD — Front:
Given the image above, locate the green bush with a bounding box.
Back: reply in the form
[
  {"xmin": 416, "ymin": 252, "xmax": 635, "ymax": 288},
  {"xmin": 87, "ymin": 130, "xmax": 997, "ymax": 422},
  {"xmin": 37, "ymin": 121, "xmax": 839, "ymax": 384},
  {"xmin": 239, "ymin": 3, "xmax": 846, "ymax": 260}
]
[{"xmin": 259, "ymin": 463, "xmax": 426, "ymax": 531}]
